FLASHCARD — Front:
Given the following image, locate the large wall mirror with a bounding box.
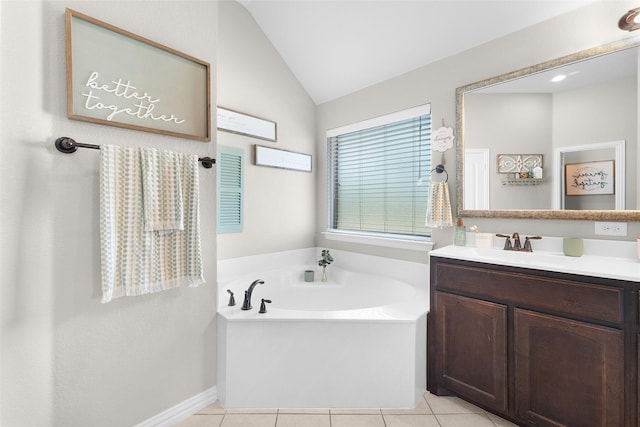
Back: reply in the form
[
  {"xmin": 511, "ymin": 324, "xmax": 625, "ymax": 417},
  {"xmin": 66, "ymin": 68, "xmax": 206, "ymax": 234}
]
[{"xmin": 456, "ymin": 37, "xmax": 640, "ymax": 220}]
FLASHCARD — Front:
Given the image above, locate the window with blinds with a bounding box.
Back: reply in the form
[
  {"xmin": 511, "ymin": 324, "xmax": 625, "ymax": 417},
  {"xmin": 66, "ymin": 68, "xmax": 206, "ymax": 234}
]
[{"xmin": 327, "ymin": 106, "xmax": 432, "ymax": 238}]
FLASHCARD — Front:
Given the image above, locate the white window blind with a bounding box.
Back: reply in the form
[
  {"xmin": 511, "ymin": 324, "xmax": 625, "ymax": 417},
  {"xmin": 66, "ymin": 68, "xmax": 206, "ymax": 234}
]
[{"xmin": 327, "ymin": 107, "xmax": 432, "ymax": 238}]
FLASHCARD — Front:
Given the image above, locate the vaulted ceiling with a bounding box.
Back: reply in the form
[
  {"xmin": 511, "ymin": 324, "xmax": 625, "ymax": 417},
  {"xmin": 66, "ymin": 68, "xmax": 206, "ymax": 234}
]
[{"xmin": 237, "ymin": 0, "xmax": 597, "ymax": 104}]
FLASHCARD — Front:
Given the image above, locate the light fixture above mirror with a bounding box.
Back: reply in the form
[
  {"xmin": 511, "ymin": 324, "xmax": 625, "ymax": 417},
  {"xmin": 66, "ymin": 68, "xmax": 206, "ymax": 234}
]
[{"xmin": 619, "ymin": 7, "xmax": 640, "ymax": 32}]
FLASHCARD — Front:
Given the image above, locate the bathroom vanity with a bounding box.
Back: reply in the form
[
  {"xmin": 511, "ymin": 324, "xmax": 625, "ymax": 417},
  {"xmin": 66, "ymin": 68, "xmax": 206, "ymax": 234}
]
[{"xmin": 428, "ymin": 244, "xmax": 640, "ymax": 426}]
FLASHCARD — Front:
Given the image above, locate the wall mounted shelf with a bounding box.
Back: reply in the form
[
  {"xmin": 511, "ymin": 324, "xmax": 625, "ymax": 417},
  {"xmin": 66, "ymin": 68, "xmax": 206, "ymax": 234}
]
[{"xmin": 501, "ymin": 178, "xmax": 543, "ymax": 186}]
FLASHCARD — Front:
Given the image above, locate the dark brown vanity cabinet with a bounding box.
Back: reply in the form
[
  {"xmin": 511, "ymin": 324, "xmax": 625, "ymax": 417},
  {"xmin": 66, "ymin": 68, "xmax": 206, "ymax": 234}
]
[
  {"xmin": 434, "ymin": 292, "xmax": 508, "ymax": 413},
  {"xmin": 428, "ymin": 256, "xmax": 633, "ymax": 427},
  {"xmin": 514, "ymin": 309, "xmax": 624, "ymax": 426}
]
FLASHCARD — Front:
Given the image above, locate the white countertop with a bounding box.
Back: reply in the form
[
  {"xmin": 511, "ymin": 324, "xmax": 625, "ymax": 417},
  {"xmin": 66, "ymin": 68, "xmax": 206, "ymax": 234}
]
[{"xmin": 430, "ymin": 239, "xmax": 640, "ymax": 283}]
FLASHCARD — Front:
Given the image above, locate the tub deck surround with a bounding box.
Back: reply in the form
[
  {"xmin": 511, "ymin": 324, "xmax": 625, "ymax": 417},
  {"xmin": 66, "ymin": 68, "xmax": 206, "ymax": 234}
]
[
  {"xmin": 217, "ymin": 248, "xmax": 429, "ymax": 409},
  {"xmin": 433, "ymin": 235, "xmax": 640, "ymax": 282},
  {"xmin": 218, "ymin": 267, "xmax": 427, "ymax": 322}
]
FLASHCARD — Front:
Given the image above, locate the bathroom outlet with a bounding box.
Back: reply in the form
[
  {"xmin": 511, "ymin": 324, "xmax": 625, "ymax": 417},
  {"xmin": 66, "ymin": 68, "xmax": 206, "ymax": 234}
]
[{"xmin": 594, "ymin": 221, "xmax": 627, "ymax": 236}]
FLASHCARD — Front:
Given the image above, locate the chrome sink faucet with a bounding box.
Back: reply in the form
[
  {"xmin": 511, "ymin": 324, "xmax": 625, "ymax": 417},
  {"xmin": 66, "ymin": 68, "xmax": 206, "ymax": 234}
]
[{"xmin": 241, "ymin": 279, "xmax": 264, "ymax": 310}]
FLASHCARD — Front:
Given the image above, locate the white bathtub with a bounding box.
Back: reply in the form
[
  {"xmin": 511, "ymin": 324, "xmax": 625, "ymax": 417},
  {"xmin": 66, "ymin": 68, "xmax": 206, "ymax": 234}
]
[{"xmin": 217, "ymin": 248, "xmax": 429, "ymax": 409}]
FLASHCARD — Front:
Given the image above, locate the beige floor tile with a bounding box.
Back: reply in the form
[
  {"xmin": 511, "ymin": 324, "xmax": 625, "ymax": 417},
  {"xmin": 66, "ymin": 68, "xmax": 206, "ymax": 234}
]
[
  {"xmin": 275, "ymin": 414, "xmax": 330, "ymax": 427},
  {"xmin": 225, "ymin": 408, "xmax": 278, "ymax": 414},
  {"xmin": 424, "ymin": 392, "xmax": 485, "ymax": 414},
  {"xmin": 382, "ymin": 396, "xmax": 432, "ymax": 415},
  {"xmin": 278, "ymin": 408, "xmax": 330, "ymax": 414},
  {"xmin": 197, "ymin": 401, "xmax": 226, "ymax": 415},
  {"xmin": 331, "ymin": 414, "xmax": 386, "ymax": 427},
  {"xmin": 487, "ymin": 412, "xmax": 519, "ymax": 426},
  {"xmin": 220, "ymin": 413, "xmax": 277, "ymax": 427},
  {"xmin": 330, "ymin": 408, "xmax": 381, "ymax": 414},
  {"xmin": 436, "ymin": 413, "xmax": 496, "ymax": 427},
  {"xmin": 383, "ymin": 414, "xmax": 440, "ymax": 427},
  {"xmin": 174, "ymin": 414, "xmax": 224, "ymax": 427}
]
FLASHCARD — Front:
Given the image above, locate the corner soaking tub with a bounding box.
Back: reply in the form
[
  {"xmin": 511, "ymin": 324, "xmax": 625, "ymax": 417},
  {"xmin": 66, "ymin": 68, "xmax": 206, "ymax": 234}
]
[{"xmin": 217, "ymin": 249, "xmax": 429, "ymax": 409}]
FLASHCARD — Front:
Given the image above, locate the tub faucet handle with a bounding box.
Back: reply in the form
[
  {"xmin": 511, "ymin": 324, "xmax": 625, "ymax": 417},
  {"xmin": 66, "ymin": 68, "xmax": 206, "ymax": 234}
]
[
  {"xmin": 259, "ymin": 299, "xmax": 272, "ymax": 314},
  {"xmin": 226, "ymin": 289, "xmax": 236, "ymax": 306}
]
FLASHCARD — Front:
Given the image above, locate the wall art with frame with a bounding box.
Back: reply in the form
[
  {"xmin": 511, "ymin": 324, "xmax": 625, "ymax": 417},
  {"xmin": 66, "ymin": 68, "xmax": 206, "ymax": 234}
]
[
  {"xmin": 65, "ymin": 8, "xmax": 211, "ymax": 141},
  {"xmin": 217, "ymin": 107, "xmax": 277, "ymax": 142},
  {"xmin": 565, "ymin": 160, "xmax": 615, "ymax": 196}
]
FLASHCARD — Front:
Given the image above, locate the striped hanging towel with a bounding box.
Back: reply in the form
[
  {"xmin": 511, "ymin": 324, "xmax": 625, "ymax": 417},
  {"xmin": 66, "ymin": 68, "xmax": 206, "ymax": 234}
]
[
  {"xmin": 100, "ymin": 145, "xmax": 205, "ymax": 303},
  {"xmin": 426, "ymin": 181, "xmax": 453, "ymax": 229},
  {"xmin": 141, "ymin": 147, "xmax": 184, "ymax": 233}
]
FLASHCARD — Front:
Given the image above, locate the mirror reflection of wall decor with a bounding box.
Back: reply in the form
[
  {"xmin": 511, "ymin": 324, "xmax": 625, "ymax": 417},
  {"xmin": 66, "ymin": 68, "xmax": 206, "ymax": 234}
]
[
  {"xmin": 497, "ymin": 154, "xmax": 543, "ymax": 174},
  {"xmin": 217, "ymin": 107, "xmax": 277, "ymax": 142},
  {"xmin": 565, "ymin": 160, "xmax": 615, "ymax": 196},
  {"xmin": 65, "ymin": 9, "xmax": 211, "ymax": 141}
]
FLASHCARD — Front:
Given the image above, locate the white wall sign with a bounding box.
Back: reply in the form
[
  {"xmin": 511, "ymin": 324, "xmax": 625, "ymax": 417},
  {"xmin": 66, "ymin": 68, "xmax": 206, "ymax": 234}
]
[
  {"xmin": 218, "ymin": 107, "xmax": 277, "ymax": 142},
  {"xmin": 254, "ymin": 145, "xmax": 311, "ymax": 172}
]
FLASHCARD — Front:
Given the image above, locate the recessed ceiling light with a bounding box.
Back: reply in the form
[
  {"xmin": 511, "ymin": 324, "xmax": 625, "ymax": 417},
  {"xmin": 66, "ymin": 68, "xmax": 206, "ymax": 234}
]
[
  {"xmin": 551, "ymin": 74, "xmax": 567, "ymax": 83},
  {"xmin": 619, "ymin": 7, "xmax": 640, "ymax": 31}
]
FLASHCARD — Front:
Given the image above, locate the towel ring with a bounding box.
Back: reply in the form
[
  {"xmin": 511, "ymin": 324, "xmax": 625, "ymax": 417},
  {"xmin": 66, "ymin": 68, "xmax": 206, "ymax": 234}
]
[{"xmin": 431, "ymin": 164, "xmax": 448, "ymax": 182}]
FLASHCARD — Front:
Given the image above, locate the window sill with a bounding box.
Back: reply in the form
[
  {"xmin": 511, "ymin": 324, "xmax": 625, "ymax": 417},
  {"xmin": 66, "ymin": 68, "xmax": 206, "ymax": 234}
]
[{"xmin": 322, "ymin": 231, "xmax": 434, "ymax": 252}]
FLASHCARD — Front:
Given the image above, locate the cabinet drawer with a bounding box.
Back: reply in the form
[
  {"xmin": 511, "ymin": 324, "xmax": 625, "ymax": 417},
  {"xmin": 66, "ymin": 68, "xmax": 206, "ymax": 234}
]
[{"xmin": 434, "ymin": 262, "xmax": 624, "ymax": 325}]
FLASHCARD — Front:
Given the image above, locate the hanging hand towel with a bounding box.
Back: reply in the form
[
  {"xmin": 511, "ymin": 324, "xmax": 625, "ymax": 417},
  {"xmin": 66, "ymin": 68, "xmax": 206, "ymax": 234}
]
[
  {"xmin": 426, "ymin": 181, "xmax": 453, "ymax": 229},
  {"xmin": 100, "ymin": 145, "xmax": 205, "ymax": 303},
  {"xmin": 141, "ymin": 147, "xmax": 184, "ymax": 232}
]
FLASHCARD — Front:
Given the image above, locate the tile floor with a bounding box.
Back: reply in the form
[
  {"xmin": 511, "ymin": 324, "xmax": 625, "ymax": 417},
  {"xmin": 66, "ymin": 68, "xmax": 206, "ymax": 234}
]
[{"xmin": 175, "ymin": 392, "xmax": 519, "ymax": 427}]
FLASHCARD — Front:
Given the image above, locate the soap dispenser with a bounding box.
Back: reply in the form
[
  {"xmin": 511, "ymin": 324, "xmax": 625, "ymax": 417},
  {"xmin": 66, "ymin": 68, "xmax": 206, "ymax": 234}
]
[{"xmin": 454, "ymin": 217, "xmax": 466, "ymax": 246}]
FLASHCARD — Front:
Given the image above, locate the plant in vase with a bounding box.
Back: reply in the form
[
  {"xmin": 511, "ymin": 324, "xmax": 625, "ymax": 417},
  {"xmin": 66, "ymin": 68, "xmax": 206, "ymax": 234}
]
[{"xmin": 318, "ymin": 249, "xmax": 334, "ymax": 282}]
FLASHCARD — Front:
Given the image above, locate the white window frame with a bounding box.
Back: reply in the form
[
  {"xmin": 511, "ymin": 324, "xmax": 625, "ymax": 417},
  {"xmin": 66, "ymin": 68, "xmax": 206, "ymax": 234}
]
[{"xmin": 325, "ymin": 104, "xmax": 434, "ymax": 251}]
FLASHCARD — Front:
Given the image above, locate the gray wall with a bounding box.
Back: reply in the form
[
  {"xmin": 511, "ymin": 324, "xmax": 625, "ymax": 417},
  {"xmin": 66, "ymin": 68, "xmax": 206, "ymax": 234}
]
[
  {"xmin": 217, "ymin": 0, "xmax": 317, "ymax": 260},
  {"xmin": 466, "ymin": 93, "xmax": 553, "ymax": 210},
  {"xmin": 554, "ymin": 76, "xmax": 637, "ymax": 210},
  {"xmin": 316, "ymin": 0, "xmax": 640, "ymax": 255},
  {"xmin": 1, "ymin": 1, "xmax": 217, "ymax": 426}
]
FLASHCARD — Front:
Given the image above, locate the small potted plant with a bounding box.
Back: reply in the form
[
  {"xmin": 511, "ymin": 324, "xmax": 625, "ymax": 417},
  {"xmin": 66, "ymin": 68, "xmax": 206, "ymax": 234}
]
[{"xmin": 318, "ymin": 249, "xmax": 334, "ymax": 282}]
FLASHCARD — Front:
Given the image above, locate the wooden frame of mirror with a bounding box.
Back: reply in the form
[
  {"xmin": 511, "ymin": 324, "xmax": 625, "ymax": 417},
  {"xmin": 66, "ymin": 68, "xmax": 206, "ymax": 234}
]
[{"xmin": 456, "ymin": 37, "xmax": 640, "ymax": 221}]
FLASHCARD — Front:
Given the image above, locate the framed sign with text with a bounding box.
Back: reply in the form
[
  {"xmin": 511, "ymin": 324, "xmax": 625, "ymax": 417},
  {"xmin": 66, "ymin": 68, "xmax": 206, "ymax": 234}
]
[
  {"xmin": 217, "ymin": 107, "xmax": 277, "ymax": 142},
  {"xmin": 254, "ymin": 145, "xmax": 312, "ymax": 172},
  {"xmin": 65, "ymin": 9, "xmax": 211, "ymax": 141},
  {"xmin": 565, "ymin": 160, "xmax": 615, "ymax": 196}
]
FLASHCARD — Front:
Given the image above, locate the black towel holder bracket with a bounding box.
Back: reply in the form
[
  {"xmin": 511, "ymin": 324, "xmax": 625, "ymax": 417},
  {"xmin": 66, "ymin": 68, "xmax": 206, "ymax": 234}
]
[
  {"xmin": 430, "ymin": 164, "xmax": 448, "ymax": 182},
  {"xmin": 54, "ymin": 137, "xmax": 216, "ymax": 169}
]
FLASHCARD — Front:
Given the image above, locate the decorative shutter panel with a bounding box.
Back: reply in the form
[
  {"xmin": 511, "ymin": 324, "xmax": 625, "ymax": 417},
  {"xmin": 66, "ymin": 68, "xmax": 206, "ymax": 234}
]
[{"xmin": 217, "ymin": 146, "xmax": 244, "ymax": 233}]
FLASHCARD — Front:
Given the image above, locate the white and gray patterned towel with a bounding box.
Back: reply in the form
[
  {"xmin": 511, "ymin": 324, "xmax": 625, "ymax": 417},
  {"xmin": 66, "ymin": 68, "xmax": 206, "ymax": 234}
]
[
  {"xmin": 426, "ymin": 181, "xmax": 453, "ymax": 229},
  {"xmin": 141, "ymin": 147, "xmax": 184, "ymax": 232},
  {"xmin": 100, "ymin": 145, "xmax": 205, "ymax": 303}
]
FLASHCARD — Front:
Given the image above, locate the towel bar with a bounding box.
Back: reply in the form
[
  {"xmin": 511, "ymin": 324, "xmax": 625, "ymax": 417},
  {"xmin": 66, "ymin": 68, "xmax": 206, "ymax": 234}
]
[{"xmin": 54, "ymin": 137, "xmax": 216, "ymax": 168}]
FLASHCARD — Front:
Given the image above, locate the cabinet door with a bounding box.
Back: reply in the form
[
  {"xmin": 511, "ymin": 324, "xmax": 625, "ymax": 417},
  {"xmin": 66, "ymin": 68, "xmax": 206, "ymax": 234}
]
[
  {"xmin": 435, "ymin": 291, "xmax": 508, "ymax": 413},
  {"xmin": 515, "ymin": 309, "xmax": 624, "ymax": 427}
]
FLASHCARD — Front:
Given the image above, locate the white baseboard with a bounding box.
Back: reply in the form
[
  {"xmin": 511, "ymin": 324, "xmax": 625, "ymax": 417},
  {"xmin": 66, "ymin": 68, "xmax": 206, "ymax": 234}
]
[{"xmin": 135, "ymin": 386, "xmax": 217, "ymax": 427}]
